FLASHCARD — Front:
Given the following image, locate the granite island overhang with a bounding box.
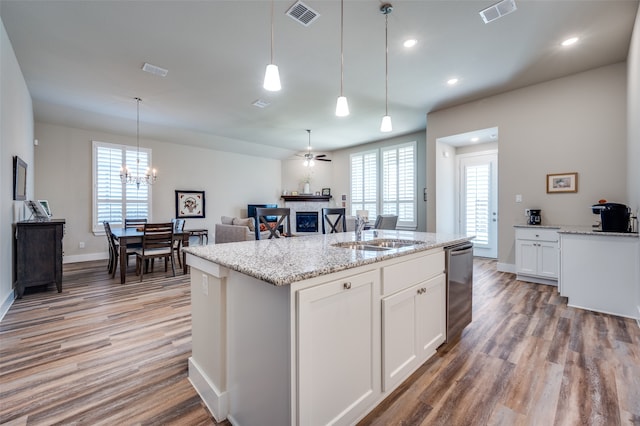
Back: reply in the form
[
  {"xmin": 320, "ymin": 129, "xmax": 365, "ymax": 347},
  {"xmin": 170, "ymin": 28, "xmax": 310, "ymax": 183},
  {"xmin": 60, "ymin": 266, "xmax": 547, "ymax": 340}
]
[{"xmin": 183, "ymin": 230, "xmax": 473, "ymax": 425}]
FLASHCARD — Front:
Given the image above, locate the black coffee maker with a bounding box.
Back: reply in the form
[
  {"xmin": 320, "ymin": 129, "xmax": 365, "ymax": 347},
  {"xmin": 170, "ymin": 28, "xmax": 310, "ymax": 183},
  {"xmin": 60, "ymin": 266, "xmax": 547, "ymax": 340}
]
[
  {"xmin": 527, "ymin": 209, "xmax": 541, "ymax": 225},
  {"xmin": 592, "ymin": 203, "xmax": 631, "ymax": 232}
]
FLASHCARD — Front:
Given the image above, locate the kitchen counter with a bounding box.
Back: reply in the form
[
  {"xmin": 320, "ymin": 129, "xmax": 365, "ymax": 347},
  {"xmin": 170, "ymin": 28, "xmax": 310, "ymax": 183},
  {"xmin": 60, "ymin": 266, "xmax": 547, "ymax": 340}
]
[
  {"xmin": 182, "ymin": 229, "xmax": 471, "ymax": 286},
  {"xmin": 184, "ymin": 230, "xmax": 471, "ymax": 425},
  {"xmin": 514, "ymin": 224, "xmax": 638, "ymax": 238}
]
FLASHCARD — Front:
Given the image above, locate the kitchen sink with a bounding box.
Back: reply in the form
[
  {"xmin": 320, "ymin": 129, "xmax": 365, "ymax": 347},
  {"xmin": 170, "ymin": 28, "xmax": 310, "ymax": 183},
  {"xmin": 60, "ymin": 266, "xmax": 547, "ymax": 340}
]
[{"xmin": 332, "ymin": 239, "xmax": 424, "ymax": 251}]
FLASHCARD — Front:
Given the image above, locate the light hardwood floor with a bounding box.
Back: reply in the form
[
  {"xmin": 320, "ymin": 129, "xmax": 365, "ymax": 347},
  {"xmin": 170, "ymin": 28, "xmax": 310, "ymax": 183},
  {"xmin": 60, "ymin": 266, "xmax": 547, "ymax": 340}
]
[{"xmin": 1, "ymin": 258, "xmax": 638, "ymax": 425}]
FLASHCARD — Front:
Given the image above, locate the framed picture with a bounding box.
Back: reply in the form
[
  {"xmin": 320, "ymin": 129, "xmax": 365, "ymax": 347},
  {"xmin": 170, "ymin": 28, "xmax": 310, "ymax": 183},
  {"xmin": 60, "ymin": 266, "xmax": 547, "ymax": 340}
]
[
  {"xmin": 175, "ymin": 190, "xmax": 205, "ymax": 218},
  {"xmin": 546, "ymin": 172, "xmax": 578, "ymax": 193},
  {"xmin": 38, "ymin": 200, "xmax": 52, "ymax": 217},
  {"xmin": 13, "ymin": 156, "xmax": 27, "ymax": 201},
  {"xmin": 322, "ymin": 188, "xmax": 331, "ymax": 196},
  {"xmin": 291, "ymin": 191, "xmax": 299, "ymax": 196}
]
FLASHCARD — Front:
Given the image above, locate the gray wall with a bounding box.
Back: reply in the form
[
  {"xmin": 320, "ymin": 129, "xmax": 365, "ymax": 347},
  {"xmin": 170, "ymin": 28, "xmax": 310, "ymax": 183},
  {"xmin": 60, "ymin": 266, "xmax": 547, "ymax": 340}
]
[
  {"xmin": 1, "ymin": 20, "xmax": 34, "ymax": 317},
  {"xmin": 427, "ymin": 62, "xmax": 629, "ymax": 269}
]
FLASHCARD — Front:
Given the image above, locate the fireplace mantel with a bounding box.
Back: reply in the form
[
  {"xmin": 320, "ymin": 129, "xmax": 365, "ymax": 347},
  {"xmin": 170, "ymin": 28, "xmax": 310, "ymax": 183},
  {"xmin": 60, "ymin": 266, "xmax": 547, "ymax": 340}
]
[{"xmin": 281, "ymin": 195, "xmax": 332, "ymax": 202}]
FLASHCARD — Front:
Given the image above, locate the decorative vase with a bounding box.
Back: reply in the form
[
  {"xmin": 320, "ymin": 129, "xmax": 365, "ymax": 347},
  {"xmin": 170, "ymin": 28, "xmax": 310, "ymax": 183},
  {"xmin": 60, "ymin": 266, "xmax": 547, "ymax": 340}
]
[{"xmin": 303, "ymin": 182, "xmax": 310, "ymax": 194}]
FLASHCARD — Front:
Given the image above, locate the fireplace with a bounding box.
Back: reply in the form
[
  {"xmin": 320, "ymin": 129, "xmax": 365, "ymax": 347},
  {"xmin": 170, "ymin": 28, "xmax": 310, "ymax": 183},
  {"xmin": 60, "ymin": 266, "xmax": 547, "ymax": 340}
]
[{"xmin": 296, "ymin": 211, "xmax": 319, "ymax": 233}]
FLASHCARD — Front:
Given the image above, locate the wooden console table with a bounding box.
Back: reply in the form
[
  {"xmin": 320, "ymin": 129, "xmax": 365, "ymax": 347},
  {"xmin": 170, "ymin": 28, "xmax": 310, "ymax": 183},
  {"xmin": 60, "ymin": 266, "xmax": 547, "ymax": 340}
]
[{"xmin": 14, "ymin": 219, "xmax": 65, "ymax": 298}]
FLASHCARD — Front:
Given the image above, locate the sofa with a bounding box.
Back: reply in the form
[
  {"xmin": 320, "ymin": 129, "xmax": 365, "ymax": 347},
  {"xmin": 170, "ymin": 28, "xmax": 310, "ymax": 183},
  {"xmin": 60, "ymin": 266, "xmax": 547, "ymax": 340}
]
[{"xmin": 215, "ymin": 216, "xmax": 273, "ymax": 243}]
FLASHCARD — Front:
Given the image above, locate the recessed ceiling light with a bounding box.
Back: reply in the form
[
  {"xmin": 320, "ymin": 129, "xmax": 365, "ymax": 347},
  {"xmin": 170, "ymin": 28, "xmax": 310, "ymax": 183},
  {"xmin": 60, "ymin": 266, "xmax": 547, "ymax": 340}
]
[
  {"xmin": 447, "ymin": 78, "xmax": 459, "ymax": 86},
  {"xmin": 561, "ymin": 37, "xmax": 579, "ymax": 47},
  {"xmin": 471, "ymin": 137, "xmax": 480, "ymax": 142},
  {"xmin": 403, "ymin": 39, "xmax": 417, "ymax": 48}
]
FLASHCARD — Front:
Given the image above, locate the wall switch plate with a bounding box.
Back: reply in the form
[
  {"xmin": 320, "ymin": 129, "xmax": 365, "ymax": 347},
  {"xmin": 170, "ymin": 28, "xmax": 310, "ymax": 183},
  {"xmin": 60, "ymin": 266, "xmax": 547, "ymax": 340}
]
[
  {"xmin": 79, "ymin": 242, "xmax": 85, "ymax": 249},
  {"xmin": 202, "ymin": 274, "xmax": 209, "ymax": 296},
  {"xmin": 515, "ymin": 194, "xmax": 522, "ymax": 203}
]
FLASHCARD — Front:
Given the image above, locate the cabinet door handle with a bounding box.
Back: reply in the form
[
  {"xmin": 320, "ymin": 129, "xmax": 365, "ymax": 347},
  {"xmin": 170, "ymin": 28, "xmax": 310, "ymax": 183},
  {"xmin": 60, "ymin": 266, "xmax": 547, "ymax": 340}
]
[{"xmin": 343, "ymin": 282, "xmax": 352, "ymax": 290}]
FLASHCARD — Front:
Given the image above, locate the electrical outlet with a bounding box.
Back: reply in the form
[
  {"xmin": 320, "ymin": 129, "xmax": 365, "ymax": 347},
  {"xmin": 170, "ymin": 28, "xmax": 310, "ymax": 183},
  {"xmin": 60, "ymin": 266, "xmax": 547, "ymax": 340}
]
[
  {"xmin": 79, "ymin": 242, "xmax": 85, "ymax": 249},
  {"xmin": 525, "ymin": 209, "xmax": 530, "ymax": 217},
  {"xmin": 515, "ymin": 194, "xmax": 522, "ymax": 203},
  {"xmin": 202, "ymin": 274, "xmax": 209, "ymax": 296}
]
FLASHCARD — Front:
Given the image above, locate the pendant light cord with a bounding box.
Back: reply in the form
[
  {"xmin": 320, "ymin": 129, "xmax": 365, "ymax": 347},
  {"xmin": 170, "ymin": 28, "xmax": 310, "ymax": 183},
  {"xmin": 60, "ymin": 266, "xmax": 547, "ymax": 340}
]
[
  {"xmin": 270, "ymin": 0, "xmax": 275, "ymax": 64},
  {"xmin": 340, "ymin": 0, "xmax": 344, "ymax": 96},
  {"xmin": 384, "ymin": 13, "xmax": 389, "ymax": 116},
  {"xmin": 135, "ymin": 97, "xmax": 141, "ymax": 166}
]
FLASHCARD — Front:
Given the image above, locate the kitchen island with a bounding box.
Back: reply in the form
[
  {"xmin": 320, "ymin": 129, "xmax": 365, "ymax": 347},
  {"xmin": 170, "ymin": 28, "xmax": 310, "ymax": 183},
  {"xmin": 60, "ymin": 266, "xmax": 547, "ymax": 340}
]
[{"xmin": 183, "ymin": 230, "xmax": 471, "ymax": 426}]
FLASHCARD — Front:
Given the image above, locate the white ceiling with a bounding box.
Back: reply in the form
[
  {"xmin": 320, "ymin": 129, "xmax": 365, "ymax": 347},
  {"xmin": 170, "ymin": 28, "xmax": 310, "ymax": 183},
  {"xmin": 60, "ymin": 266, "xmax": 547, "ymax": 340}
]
[{"xmin": 1, "ymin": 0, "xmax": 638, "ymax": 159}]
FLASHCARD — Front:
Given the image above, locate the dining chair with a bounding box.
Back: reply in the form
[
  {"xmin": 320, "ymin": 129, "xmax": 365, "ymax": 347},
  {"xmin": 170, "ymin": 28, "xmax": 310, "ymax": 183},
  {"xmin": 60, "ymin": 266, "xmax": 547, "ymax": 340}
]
[
  {"xmin": 171, "ymin": 218, "xmax": 186, "ymax": 268},
  {"xmin": 133, "ymin": 222, "xmax": 175, "ymax": 282},
  {"xmin": 254, "ymin": 207, "xmax": 291, "ymax": 239},
  {"xmin": 103, "ymin": 221, "xmax": 136, "ymax": 279},
  {"xmin": 373, "ymin": 214, "xmax": 398, "ymax": 230},
  {"xmin": 124, "ymin": 218, "xmax": 147, "ymax": 229},
  {"xmin": 321, "ymin": 208, "xmax": 346, "ymax": 234}
]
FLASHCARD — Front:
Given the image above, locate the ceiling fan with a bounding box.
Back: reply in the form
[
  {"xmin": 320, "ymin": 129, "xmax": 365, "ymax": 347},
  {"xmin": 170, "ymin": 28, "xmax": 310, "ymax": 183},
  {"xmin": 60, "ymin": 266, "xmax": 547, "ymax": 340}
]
[{"xmin": 300, "ymin": 129, "xmax": 331, "ymax": 167}]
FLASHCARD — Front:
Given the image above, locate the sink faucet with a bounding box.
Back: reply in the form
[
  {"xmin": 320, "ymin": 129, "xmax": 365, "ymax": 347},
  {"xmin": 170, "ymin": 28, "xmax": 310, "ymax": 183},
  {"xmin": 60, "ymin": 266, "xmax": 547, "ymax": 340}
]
[{"xmin": 355, "ymin": 215, "xmax": 366, "ymax": 240}]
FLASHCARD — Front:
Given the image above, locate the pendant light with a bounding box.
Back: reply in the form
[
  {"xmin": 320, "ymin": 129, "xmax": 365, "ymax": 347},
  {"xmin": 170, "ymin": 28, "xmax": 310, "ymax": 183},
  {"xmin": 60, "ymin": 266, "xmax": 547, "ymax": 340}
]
[
  {"xmin": 120, "ymin": 97, "xmax": 157, "ymax": 188},
  {"xmin": 335, "ymin": 0, "xmax": 349, "ymax": 117},
  {"xmin": 264, "ymin": 0, "xmax": 281, "ymax": 91},
  {"xmin": 380, "ymin": 3, "xmax": 393, "ymax": 132}
]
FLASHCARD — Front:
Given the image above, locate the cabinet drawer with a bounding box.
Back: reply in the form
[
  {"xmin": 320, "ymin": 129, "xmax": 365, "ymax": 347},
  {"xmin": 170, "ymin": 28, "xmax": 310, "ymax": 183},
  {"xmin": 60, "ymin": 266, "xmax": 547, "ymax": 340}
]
[
  {"xmin": 515, "ymin": 228, "xmax": 558, "ymax": 242},
  {"xmin": 382, "ymin": 250, "xmax": 444, "ymax": 296}
]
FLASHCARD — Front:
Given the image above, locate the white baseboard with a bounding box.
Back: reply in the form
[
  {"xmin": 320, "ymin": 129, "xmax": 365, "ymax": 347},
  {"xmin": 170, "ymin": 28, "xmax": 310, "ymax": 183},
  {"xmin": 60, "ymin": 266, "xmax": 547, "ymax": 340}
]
[
  {"xmin": 497, "ymin": 262, "xmax": 516, "ymax": 274},
  {"xmin": 0, "ymin": 290, "xmax": 15, "ymax": 322},
  {"xmin": 63, "ymin": 252, "xmax": 108, "ymax": 264},
  {"xmin": 188, "ymin": 357, "xmax": 228, "ymax": 422}
]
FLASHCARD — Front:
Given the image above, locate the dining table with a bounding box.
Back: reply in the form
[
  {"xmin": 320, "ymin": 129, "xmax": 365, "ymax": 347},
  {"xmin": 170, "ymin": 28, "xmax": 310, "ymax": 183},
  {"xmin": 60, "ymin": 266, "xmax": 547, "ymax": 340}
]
[{"xmin": 111, "ymin": 227, "xmax": 191, "ymax": 284}]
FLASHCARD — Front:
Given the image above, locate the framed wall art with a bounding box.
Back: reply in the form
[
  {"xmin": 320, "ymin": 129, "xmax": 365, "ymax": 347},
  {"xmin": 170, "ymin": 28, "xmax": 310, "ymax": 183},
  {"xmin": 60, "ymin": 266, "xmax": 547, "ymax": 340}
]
[
  {"xmin": 13, "ymin": 156, "xmax": 27, "ymax": 201},
  {"xmin": 546, "ymin": 172, "xmax": 578, "ymax": 193},
  {"xmin": 322, "ymin": 188, "xmax": 331, "ymax": 196},
  {"xmin": 175, "ymin": 190, "xmax": 205, "ymax": 218}
]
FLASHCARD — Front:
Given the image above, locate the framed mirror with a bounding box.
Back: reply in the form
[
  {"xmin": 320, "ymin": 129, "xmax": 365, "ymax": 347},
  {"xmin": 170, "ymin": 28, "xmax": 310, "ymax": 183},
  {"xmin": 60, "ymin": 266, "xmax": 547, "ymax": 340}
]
[{"xmin": 13, "ymin": 156, "xmax": 27, "ymax": 201}]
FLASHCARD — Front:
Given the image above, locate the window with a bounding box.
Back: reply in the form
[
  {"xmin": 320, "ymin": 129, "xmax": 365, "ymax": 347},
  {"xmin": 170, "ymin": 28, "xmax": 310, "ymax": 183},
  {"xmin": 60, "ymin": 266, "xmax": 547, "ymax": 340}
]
[
  {"xmin": 350, "ymin": 141, "xmax": 417, "ymax": 228},
  {"xmin": 382, "ymin": 142, "xmax": 416, "ymax": 227},
  {"xmin": 350, "ymin": 150, "xmax": 378, "ymax": 219},
  {"xmin": 92, "ymin": 141, "xmax": 152, "ymax": 233}
]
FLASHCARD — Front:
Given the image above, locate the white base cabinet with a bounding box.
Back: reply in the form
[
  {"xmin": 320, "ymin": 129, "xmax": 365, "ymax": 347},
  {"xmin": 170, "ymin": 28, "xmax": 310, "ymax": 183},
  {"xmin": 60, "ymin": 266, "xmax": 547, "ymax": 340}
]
[
  {"xmin": 559, "ymin": 233, "xmax": 639, "ymax": 319},
  {"xmin": 297, "ymin": 270, "xmax": 380, "ymax": 426},
  {"xmin": 382, "ymin": 273, "xmax": 445, "ymax": 391},
  {"xmin": 515, "ymin": 227, "xmax": 559, "ymax": 285}
]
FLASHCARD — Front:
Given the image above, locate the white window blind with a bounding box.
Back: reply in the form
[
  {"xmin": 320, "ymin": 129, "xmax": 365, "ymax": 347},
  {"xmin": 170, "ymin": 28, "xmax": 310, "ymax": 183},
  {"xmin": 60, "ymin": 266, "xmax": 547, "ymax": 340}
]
[
  {"xmin": 350, "ymin": 141, "xmax": 417, "ymax": 228},
  {"xmin": 382, "ymin": 142, "xmax": 416, "ymax": 228},
  {"xmin": 92, "ymin": 141, "xmax": 151, "ymax": 234},
  {"xmin": 464, "ymin": 163, "xmax": 490, "ymax": 246},
  {"xmin": 350, "ymin": 151, "xmax": 378, "ymax": 219}
]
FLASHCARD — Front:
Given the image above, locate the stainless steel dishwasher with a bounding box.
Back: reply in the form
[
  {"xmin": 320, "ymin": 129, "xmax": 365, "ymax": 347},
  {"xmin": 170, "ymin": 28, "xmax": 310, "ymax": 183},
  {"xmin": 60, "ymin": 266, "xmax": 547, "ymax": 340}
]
[{"xmin": 445, "ymin": 242, "xmax": 474, "ymax": 342}]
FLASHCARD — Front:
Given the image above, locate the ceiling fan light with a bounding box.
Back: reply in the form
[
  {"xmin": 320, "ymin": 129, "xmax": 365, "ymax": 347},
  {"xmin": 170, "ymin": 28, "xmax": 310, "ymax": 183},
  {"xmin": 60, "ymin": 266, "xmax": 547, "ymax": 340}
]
[
  {"xmin": 303, "ymin": 159, "xmax": 309, "ymax": 167},
  {"xmin": 264, "ymin": 64, "xmax": 281, "ymax": 91},
  {"xmin": 380, "ymin": 115, "xmax": 392, "ymax": 132},
  {"xmin": 335, "ymin": 96, "xmax": 350, "ymax": 117},
  {"xmin": 309, "ymin": 159, "xmax": 315, "ymax": 167}
]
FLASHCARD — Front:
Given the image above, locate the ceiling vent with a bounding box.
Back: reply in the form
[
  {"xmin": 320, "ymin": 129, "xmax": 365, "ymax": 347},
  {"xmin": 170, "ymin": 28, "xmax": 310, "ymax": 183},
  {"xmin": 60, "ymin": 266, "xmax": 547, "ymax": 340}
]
[
  {"xmin": 142, "ymin": 62, "xmax": 168, "ymax": 77},
  {"xmin": 479, "ymin": 0, "xmax": 517, "ymax": 24},
  {"xmin": 286, "ymin": 1, "xmax": 320, "ymax": 27},
  {"xmin": 252, "ymin": 99, "xmax": 271, "ymax": 108}
]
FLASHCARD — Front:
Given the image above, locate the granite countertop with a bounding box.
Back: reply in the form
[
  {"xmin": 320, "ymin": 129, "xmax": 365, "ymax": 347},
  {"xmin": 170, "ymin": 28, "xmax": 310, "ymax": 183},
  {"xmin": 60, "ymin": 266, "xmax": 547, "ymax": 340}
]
[
  {"xmin": 514, "ymin": 224, "xmax": 639, "ymax": 238},
  {"xmin": 183, "ymin": 230, "xmax": 472, "ymax": 286}
]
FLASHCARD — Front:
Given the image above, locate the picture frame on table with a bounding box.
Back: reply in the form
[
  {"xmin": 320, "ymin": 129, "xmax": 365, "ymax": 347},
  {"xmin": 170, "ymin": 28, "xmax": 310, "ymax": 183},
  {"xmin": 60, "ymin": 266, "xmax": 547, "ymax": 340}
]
[
  {"xmin": 175, "ymin": 190, "xmax": 205, "ymax": 218},
  {"xmin": 322, "ymin": 188, "xmax": 331, "ymax": 196},
  {"xmin": 546, "ymin": 172, "xmax": 578, "ymax": 193}
]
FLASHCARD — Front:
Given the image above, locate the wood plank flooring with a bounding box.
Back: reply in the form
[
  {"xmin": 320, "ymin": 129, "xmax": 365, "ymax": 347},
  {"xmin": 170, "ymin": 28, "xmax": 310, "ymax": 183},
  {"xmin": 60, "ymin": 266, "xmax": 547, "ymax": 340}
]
[{"xmin": 1, "ymin": 258, "xmax": 638, "ymax": 425}]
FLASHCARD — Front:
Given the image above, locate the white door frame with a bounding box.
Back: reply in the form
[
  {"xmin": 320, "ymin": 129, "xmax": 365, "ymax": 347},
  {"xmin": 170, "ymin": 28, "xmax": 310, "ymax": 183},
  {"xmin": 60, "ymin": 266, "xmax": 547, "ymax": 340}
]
[{"xmin": 457, "ymin": 150, "xmax": 498, "ymax": 258}]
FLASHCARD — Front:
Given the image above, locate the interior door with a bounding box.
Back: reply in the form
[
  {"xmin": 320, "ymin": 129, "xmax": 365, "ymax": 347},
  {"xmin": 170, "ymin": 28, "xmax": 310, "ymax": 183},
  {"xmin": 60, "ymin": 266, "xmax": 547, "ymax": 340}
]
[{"xmin": 459, "ymin": 152, "xmax": 498, "ymax": 258}]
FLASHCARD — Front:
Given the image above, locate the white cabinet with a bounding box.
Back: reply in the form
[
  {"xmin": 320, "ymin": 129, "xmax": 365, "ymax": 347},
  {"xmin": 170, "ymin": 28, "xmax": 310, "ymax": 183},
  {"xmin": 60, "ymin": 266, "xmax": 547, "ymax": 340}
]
[
  {"xmin": 382, "ymin": 273, "xmax": 445, "ymax": 391},
  {"xmin": 515, "ymin": 227, "xmax": 559, "ymax": 285},
  {"xmin": 559, "ymin": 233, "xmax": 639, "ymax": 319},
  {"xmin": 297, "ymin": 269, "xmax": 380, "ymax": 426}
]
